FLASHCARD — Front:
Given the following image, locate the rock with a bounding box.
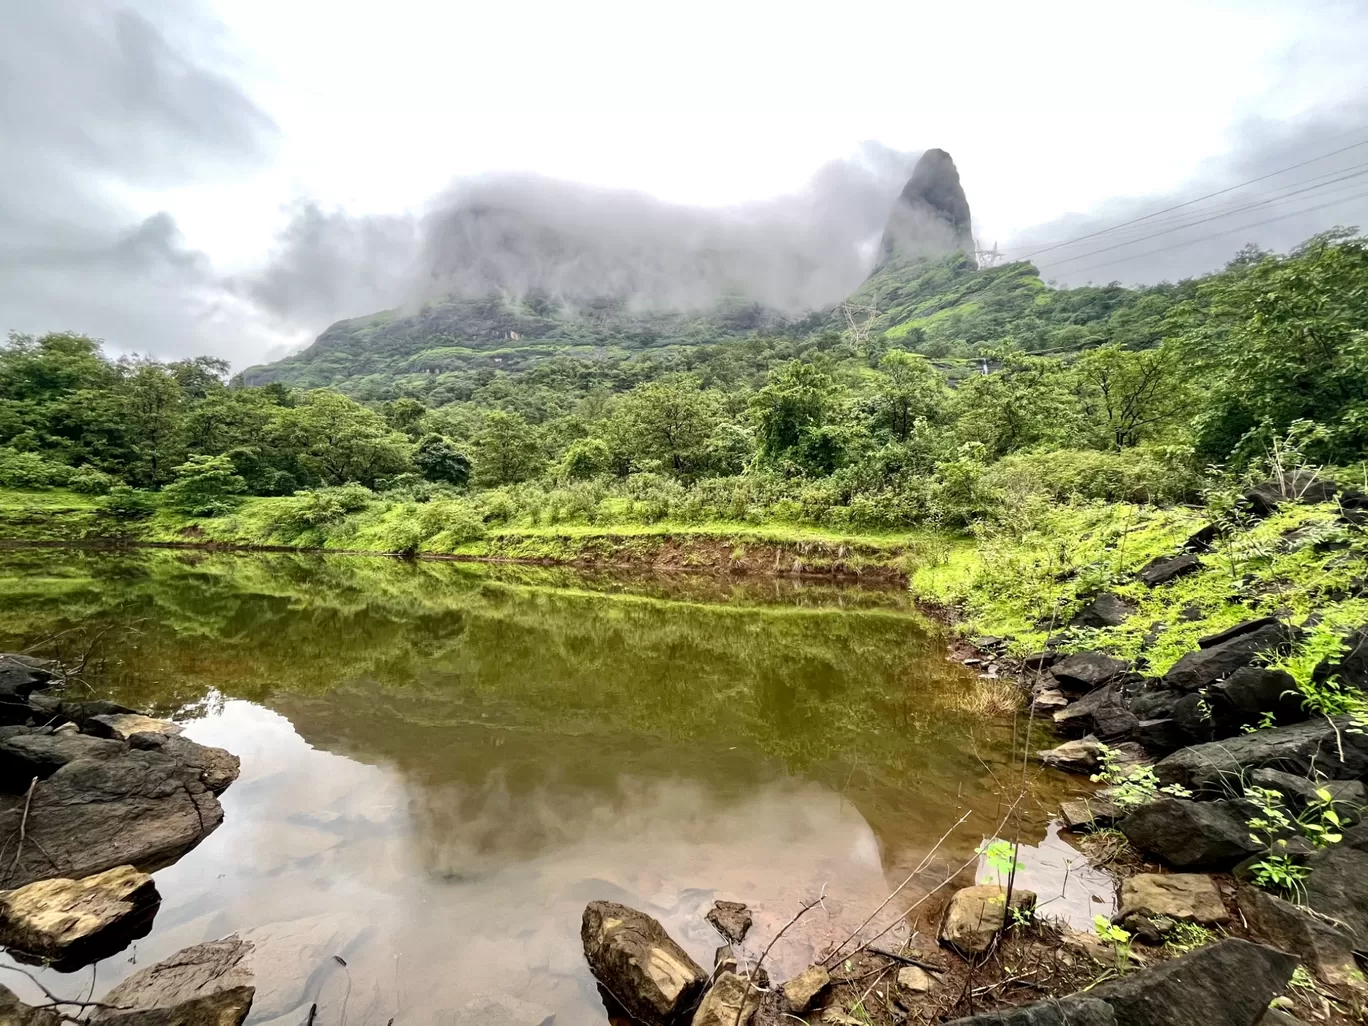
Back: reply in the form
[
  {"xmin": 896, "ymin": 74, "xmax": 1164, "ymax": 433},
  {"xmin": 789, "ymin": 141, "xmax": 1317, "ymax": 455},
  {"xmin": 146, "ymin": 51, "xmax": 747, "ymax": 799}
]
[
  {"xmin": 1154, "ymin": 717, "xmax": 1368, "ymax": 793},
  {"xmin": 1302, "ymin": 820, "xmax": 1368, "ymax": 949},
  {"xmin": 1163, "ymin": 622, "xmax": 1297, "ymax": 692},
  {"xmin": 94, "ymin": 936, "xmax": 254, "ymax": 1022},
  {"xmin": 1086, "ymin": 938, "xmax": 1297, "ymax": 1026},
  {"xmin": 1061, "ymin": 796, "xmax": 1122, "ymax": 832},
  {"xmin": 0, "ymin": 731, "xmax": 125, "ymax": 789},
  {"xmin": 714, "ymin": 944, "xmax": 737, "ymax": 975},
  {"xmin": 939, "ymin": 885, "xmax": 1035, "ymax": 956},
  {"xmin": 128, "ymin": 733, "xmax": 240, "ymax": 795},
  {"xmin": 1054, "ymin": 685, "xmax": 1139, "ymax": 740},
  {"xmin": 0, "ymin": 984, "xmax": 61, "ymax": 1026},
  {"xmin": 879, "ymin": 149, "xmax": 975, "ymax": 263},
  {"xmin": 441, "ymin": 993, "xmax": 554, "ymax": 1026},
  {"xmin": 894, "ymin": 965, "xmax": 934, "ymax": 999},
  {"xmin": 1071, "ymin": 593, "xmax": 1136, "ymax": 629},
  {"xmin": 87, "ymin": 714, "xmax": 181, "ymax": 741},
  {"xmin": 1197, "ymin": 617, "xmax": 1283, "ymax": 649},
  {"xmin": 0, "ymin": 657, "xmax": 53, "ymax": 726},
  {"xmin": 45, "ymin": 700, "xmax": 138, "ymax": 730},
  {"xmin": 1134, "ymin": 719, "xmax": 1188, "ymax": 753},
  {"xmin": 1057, "ymin": 924, "xmax": 1115, "ymax": 966},
  {"xmin": 692, "ymin": 972, "xmax": 759, "ymax": 1026},
  {"xmin": 1138, "ymin": 554, "xmax": 1201, "ymax": 587},
  {"xmin": 1168, "ymin": 693, "xmax": 1214, "ymax": 743},
  {"xmin": 1117, "ymin": 874, "xmax": 1227, "ymax": 925},
  {"xmin": 1032, "ymin": 689, "xmax": 1069, "ymax": 713},
  {"xmin": 90, "ymin": 988, "xmax": 255, "ymax": 1026},
  {"xmin": 705, "ymin": 900, "xmax": 752, "ymax": 944},
  {"xmin": 1050, "ymin": 652, "xmax": 1128, "ymax": 695},
  {"xmin": 781, "ymin": 965, "xmax": 830, "ymax": 1014},
  {"xmin": 942, "ymin": 998, "xmax": 1116, "ymax": 1025},
  {"xmin": 1245, "ymin": 472, "xmax": 1337, "ymax": 517},
  {"xmin": 0, "ymin": 865, "xmax": 158, "ymax": 968},
  {"xmin": 1261, "ymin": 1011, "xmax": 1310, "ymax": 1026},
  {"xmin": 1038, "ymin": 738, "xmax": 1104, "ymax": 774},
  {"xmin": 582, "ymin": 901, "xmax": 707, "ymax": 1026},
  {"xmin": 1185, "ymin": 524, "xmax": 1222, "ymax": 552},
  {"xmin": 1249, "ymin": 769, "xmax": 1366, "ymax": 818},
  {"xmin": 0, "ymin": 750, "xmax": 225, "ymax": 888},
  {"xmin": 1312, "ymin": 622, "xmax": 1368, "ymax": 691},
  {"xmin": 1129, "ymin": 688, "xmax": 1180, "ymax": 721},
  {"xmin": 1119, "ymin": 799, "xmax": 1261, "ymax": 868},
  {"xmin": 1208, "ymin": 667, "xmax": 1305, "ymax": 730},
  {"xmin": 1236, "ymin": 885, "xmax": 1363, "ymax": 991},
  {"xmin": 1022, "ymin": 651, "xmax": 1059, "ymax": 671}
]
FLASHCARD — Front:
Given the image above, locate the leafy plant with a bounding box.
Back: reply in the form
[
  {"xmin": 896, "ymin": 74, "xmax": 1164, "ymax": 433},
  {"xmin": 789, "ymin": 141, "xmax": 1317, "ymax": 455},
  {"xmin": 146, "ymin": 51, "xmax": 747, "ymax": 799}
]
[
  {"xmin": 1164, "ymin": 921, "xmax": 1215, "ymax": 954},
  {"xmin": 1091, "ymin": 744, "xmax": 1193, "ymax": 809},
  {"xmin": 1094, "ymin": 915, "xmax": 1132, "ymax": 970},
  {"xmin": 975, "ymin": 838, "xmax": 1023, "ymax": 886}
]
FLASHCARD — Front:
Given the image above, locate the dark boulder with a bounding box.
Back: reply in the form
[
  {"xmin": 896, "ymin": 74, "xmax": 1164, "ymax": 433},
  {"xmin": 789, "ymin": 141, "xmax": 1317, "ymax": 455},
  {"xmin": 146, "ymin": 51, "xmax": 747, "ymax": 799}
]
[
  {"xmin": 1050, "ymin": 652, "xmax": 1128, "ymax": 695},
  {"xmin": 1249, "ymin": 769, "xmax": 1365, "ymax": 819},
  {"xmin": 1236, "ymin": 884, "xmax": 1363, "ymax": 990},
  {"xmin": 1184, "ymin": 523, "xmax": 1221, "ymax": 552},
  {"xmin": 1162, "ymin": 621, "xmax": 1297, "ymax": 692},
  {"xmin": 1208, "ymin": 667, "xmax": 1305, "ymax": 731},
  {"xmin": 1170, "ymin": 693, "xmax": 1215, "ymax": 743},
  {"xmin": 944, "ymin": 938, "xmax": 1295, "ymax": 1026},
  {"xmin": 1134, "ymin": 718, "xmax": 1187, "ymax": 752},
  {"xmin": 1071, "ymin": 593, "xmax": 1136, "ymax": 629},
  {"xmin": 1053, "ymin": 685, "xmax": 1138, "ymax": 740},
  {"xmin": 1021, "ymin": 651, "xmax": 1059, "ymax": 671},
  {"xmin": 0, "ymin": 730, "xmax": 125, "ymax": 790},
  {"xmin": 1119, "ymin": 799, "xmax": 1261, "ymax": 868},
  {"xmin": 1138, "ymin": 553, "xmax": 1200, "ymax": 587},
  {"xmin": 705, "ymin": 900, "xmax": 752, "ymax": 944},
  {"xmin": 1244, "ymin": 472, "xmax": 1338, "ymax": 517},
  {"xmin": 0, "ymin": 750, "xmax": 225, "ymax": 888},
  {"xmin": 0, "ymin": 656, "xmax": 53, "ymax": 726},
  {"xmin": 1154, "ymin": 717, "xmax": 1368, "ymax": 793},
  {"xmin": 1303, "ymin": 820, "xmax": 1368, "ymax": 950},
  {"xmin": 1312, "ymin": 622, "xmax": 1368, "ymax": 691},
  {"xmin": 1197, "ymin": 617, "xmax": 1282, "ymax": 649},
  {"xmin": 581, "ymin": 901, "xmax": 707, "ymax": 1026},
  {"xmin": 1129, "ymin": 688, "xmax": 1180, "ymax": 721}
]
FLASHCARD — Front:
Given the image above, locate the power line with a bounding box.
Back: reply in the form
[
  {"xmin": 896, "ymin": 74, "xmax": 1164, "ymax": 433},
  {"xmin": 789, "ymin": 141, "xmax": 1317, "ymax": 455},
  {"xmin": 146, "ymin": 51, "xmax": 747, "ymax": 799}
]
[
  {"xmin": 1040, "ymin": 165, "xmax": 1368, "ymax": 268},
  {"xmin": 1006, "ymin": 131, "xmax": 1368, "ymax": 259},
  {"xmin": 1059, "ymin": 188, "xmax": 1368, "ymax": 280}
]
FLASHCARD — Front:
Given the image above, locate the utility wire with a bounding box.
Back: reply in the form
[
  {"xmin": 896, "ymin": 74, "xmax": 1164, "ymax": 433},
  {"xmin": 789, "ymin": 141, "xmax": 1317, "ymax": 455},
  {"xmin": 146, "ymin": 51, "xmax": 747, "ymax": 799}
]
[{"xmin": 1006, "ymin": 131, "xmax": 1368, "ymax": 259}]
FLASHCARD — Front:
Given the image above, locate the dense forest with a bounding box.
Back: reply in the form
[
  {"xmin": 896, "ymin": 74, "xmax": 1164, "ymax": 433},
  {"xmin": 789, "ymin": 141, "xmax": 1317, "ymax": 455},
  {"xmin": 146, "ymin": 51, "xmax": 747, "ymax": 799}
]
[{"xmin": 2, "ymin": 230, "xmax": 1366, "ymax": 536}]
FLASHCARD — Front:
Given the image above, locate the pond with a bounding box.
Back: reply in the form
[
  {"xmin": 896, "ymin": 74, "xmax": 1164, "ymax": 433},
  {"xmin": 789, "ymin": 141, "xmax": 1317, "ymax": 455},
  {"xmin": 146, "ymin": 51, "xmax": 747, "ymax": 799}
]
[{"xmin": 0, "ymin": 547, "xmax": 1104, "ymax": 1025}]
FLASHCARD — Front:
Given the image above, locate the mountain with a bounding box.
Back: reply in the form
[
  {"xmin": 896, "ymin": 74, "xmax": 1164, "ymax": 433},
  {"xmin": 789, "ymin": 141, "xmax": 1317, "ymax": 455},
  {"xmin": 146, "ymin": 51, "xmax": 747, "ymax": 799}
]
[{"xmin": 240, "ymin": 150, "xmax": 1165, "ymax": 395}]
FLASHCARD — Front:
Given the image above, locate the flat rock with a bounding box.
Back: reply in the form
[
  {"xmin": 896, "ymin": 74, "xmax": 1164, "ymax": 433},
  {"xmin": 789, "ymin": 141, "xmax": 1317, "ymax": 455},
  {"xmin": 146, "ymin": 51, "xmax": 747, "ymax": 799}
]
[
  {"xmin": 1031, "ymin": 689, "xmax": 1069, "ymax": 713},
  {"xmin": 87, "ymin": 714, "xmax": 182, "ymax": 741},
  {"xmin": 1138, "ymin": 553, "xmax": 1201, "ymax": 587},
  {"xmin": 705, "ymin": 899, "xmax": 752, "ymax": 944},
  {"xmin": 1061, "ymin": 796, "xmax": 1122, "ymax": 832},
  {"xmin": 93, "ymin": 988, "xmax": 254, "ymax": 1026},
  {"xmin": 129, "ymin": 733, "xmax": 240, "ymax": 795},
  {"xmin": 1154, "ymin": 717, "xmax": 1368, "ymax": 793},
  {"xmin": 0, "ymin": 984, "xmax": 61, "ymax": 1026},
  {"xmin": 582, "ymin": 901, "xmax": 707, "ymax": 1026},
  {"xmin": 1071, "ymin": 593, "xmax": 1136, "ymax": 629},
  {"xmin": 0, "ymin": 865, "xmax": 158, "ymax": 968},
  {"xmin": 1050, "ymin": 652, "xmax": 1128, "ymax": 695},
  {"xmin": 939, "ymin": 884, "xmax": 1035, "ymax": 956},
  {"xmin": 94, "ymin": 936, "xmax": 254, "ymax": 1022},
  {"xmin": 943, "ymin": 997, "xmax": 1116, "ymax": 1025},
  {"xmin": 1163, "ymin": 622, "xmax": 1297, "ymax": 692},
  {"xmin": 1038, "ymin": 738, "xmax": 1104, "ymax": 774},
  {"xmin": 781, "ymin": 965, "xmax": 830, "ymax": 1014},
  {"xmin": 0, "ymin": 731, "xmax": 126, "ymax": 789},
  {"xmin": 894, "ymin": 965, "xmax": 934, "ymax": 999},
  {"xmin": 1118, "ymin": 873, "xmax": 1227, "ymax": 925},
  {"xmin": 1197, "ymin": 617, "xmax": 1282, "ymax": 649},
  {"xmin": 1119, "ymin": 799, "xmax": 1261, "ymax": 868},
  {"xmin": 691, "ymin": 972, "xmax": 759, "ymax": 1026},
  {"xmin": 0, "ymin": 750, "xmax": 224, "ymax": 888},
  {"xmin": 1236, "ymin": 884, "xmax": 1363, "ymax": 991}
]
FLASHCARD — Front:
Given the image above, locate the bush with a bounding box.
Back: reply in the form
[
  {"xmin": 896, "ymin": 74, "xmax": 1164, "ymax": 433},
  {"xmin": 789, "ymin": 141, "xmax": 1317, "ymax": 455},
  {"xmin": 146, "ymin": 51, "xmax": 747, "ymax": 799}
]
[
  {"xmin": 276, "ymin": 485, "xmax": 375, "ymax": 534},
  {"xmin": 67, "ymin": 467, "xmax": 117, "ymax": 495},
  {"xmin": 985, "ymin": 447, "xmax": 1200, "ymax": 506},
  {"xmin": 0, "ymin": 448, "xmax": 71, "ymax": 488},
  {"xmin": 417, "ymin": 498, "xmax": 486, "ymax": 544},
  {"xmin": 99, "ymin": 486, "xmax": 156, "ymax": 520},
  {"xmin": 162, "ymin": 455, "xmax": 247, "ymax": 516}
]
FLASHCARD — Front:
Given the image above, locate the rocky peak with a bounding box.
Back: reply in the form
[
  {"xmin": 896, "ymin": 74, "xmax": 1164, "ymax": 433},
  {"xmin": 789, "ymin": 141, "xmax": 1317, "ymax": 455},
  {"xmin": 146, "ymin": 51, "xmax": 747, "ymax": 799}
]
[{"xmin": 879, "ymin": 148, "xmax": 975, "ymax": 265}]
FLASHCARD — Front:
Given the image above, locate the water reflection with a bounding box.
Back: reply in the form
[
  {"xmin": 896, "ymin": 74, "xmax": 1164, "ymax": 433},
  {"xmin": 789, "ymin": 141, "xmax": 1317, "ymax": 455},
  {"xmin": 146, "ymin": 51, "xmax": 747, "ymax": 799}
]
[{"xmin": 0, "ymin": 549, "xmax": 1086, "ymax": 1025}]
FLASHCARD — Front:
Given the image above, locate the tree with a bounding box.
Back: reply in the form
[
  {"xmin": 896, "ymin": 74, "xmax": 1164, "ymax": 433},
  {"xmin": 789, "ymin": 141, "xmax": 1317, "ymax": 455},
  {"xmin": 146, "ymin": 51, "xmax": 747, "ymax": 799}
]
[
  {"xmin": 285, "ymin": 391, "xmax": 412, "ymax": 487},
  {"xmin": 1072, "ymin": 343, "xmax": 1185, "ymax": 450},
  {"xmin": 382, "ymin": 397, "xmax": 428, "ymax": 439},
  {"xmin": 414, "ymin": 434, "xmax": 472, "ymax": 485},
  {"xmin": 613, "ymin": 380, "xmax": 718, "ymax": 477},
  {"xmin": 161, "ymin": 454, "xmax": 246, "ymax": 515},
  {"xmin": 874, "ymin": 351, "xmax": 947, "ymax": 441},
  {"xmin": 471, "ymin": 411, "xmax": 542, "ymax": 486},
  {"xmin": 120, "ymin": 361, "xmax": 187, "ymax": 487},
  {"xmin": 749, "ymin": 361, "xmax": 829, "ymax": 460},
  {"xmin": 560, "ymin": 437, "xmax": 613, "ymax": 480}
]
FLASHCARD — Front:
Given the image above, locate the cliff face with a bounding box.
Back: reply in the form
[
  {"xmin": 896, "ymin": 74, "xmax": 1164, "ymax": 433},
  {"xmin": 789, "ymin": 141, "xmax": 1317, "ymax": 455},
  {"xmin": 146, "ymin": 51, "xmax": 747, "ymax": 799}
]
[{"xmin": 879, "ymin": 149, "xmax": 975, "ymax": 264}]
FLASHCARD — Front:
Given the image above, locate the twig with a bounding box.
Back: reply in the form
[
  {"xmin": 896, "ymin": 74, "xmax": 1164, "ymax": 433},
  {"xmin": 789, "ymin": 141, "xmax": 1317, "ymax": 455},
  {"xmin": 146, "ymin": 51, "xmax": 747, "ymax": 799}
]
[
  {"xmin": 6, "ymin": 776, "xmax": 38, "ymax": 885},
  {"xmin": 866, "ymin": 947, "xmax": 945, "ymax": 973},
  {"xmin": 823, "ymin": 811, "xmax": 971, "ymax": 965}
]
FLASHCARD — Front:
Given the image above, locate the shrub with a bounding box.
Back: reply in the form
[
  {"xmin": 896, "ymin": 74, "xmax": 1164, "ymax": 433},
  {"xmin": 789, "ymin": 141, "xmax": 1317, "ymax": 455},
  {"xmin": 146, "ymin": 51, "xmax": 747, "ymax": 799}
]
[
  {"xmin": 417, "ymin": 498, "xmax": 486, "ymax": 544},
  {"xmin": 161, "ymin": 455, "xmax": 246, "ymax": 516},
  {"xmin": 0, "ymin": 448, "xmax": 71, "ymax": 488},
  {"xmin": 985, "ymin": 447, "xmax": 1200, "ymax": 506},
  {"xmin": 276, "ymin": 485, "xmax": 375, "ymax": 533},
  {"xmin": 67, "ymin": 467, "xmax": 117, "ymax": 495},
  {"xmin": 99, "ymin": 485, "xmax": 156, "ymax": 520}
]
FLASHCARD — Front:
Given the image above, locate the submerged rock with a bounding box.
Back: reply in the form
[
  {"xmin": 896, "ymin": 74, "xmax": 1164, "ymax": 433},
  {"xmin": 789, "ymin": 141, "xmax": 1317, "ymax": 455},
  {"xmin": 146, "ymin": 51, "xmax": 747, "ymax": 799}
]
[
  {"xmin": 939, "ymin": 884, "xmax": 1035, "ymax": 956},
  {"xmin": 705, "ymin": 899, "xmax": 752, "ymax": 944},
  {"xmin": 582, "ymin": 901, "xmax": 707, "ymax": 1026},
  {"xmin": 0, "ymin": 865, "xmax": 158, "ymax": 968}
]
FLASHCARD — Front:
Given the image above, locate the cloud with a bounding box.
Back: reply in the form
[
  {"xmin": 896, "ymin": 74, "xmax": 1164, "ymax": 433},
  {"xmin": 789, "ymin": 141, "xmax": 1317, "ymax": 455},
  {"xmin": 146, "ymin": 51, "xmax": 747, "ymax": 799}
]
[
  {"xmin": 1006, "ymin": 102, "xmax": 1368, "ymax": 285},
  {"xmin": 0, "ymin": 0, "xmax": 278, "ymax": 360}
]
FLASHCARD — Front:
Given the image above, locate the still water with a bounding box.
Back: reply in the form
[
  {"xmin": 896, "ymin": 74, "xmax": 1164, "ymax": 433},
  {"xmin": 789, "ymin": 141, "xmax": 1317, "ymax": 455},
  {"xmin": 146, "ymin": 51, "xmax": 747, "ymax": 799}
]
[{"xmin": 0, "ymin": 548, "xmax": 1103, "ymax": 1026}]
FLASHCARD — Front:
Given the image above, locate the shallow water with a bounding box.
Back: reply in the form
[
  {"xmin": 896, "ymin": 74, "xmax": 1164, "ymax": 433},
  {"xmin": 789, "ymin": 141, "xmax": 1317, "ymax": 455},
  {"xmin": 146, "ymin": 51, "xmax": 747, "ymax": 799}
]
[{"xmin": 0, "ymin": 548, "xmax": 1107, "ymax": 1025}]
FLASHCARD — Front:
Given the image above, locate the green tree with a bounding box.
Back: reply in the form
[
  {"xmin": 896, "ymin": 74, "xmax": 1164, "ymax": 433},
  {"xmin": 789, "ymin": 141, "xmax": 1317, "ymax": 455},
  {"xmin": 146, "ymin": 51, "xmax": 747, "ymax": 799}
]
[
  {"xmin": 472, "ymin": 411, "xmax": 542, "ymax": 486},
  {"xmin": 161, "ymin": 454, "xmax": 246, "ymax": 515},
  {"xmin": 874, "ymin": 350, "xmax": 947, "ymax": 441},
  {"xmin": 749, "ymin": 361, "xmax": 829, "ymax": 460},
  {"xmin": 1072, "ymin": 343, "xmax": 1186, "ymax": 450},
  {"xmin": 121, "ymin": 361, "xmax": 187, "ymax": 487},
  {"xmin": 613, "ymin": 380, "xmax": 718, "ymax": 477},
  {"xmin": 285, "ymin": 391, "xmax": 412, "ymax": 487},
  {"xmin": 414, "ymin": 434, "xmax": 472, "ymax": 485}
]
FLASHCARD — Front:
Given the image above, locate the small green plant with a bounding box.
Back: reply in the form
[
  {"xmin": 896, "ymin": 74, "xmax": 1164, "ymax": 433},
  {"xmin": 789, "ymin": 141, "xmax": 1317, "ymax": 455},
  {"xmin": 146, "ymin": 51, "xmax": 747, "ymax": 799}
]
[
  {"xmin": 1094, "ymin": 915, "xmax": 1132, "ymax": 970},
  {"xmin": 1245, "ymin": 786, "xmax": 1309, "ymax": 895},
  {"xmin": 1288, "ymin": 965, "xmax": 1318, "ymax": 994},
  {"xmin": 1091, "ymin": 744, "xmax": 1193, "ymax": 809},
  {"xmin": 976, "ymin": 838, "xmax": 1023, "ymax": 886},
  {"xmin": 1299, "ymin": 787, "xmax": 1346, "ymax": 848},
  {"xmin": 1164, "ymin": 921, "xmax": 1215, "ymax": 954},
  {"xmin": 1241, "ymin": 711, "xmax": 1277, "ymax": 734}
]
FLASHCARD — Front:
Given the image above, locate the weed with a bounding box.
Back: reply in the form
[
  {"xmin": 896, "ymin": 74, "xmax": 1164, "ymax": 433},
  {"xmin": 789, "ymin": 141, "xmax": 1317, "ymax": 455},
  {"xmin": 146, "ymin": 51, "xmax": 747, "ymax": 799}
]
[
  {"xmin": 1091, "ymin": 744, "xmax": 1193, "ymax": 809},
  {"xmin": 1164, "ymin": 921, "xmax": 1215, "ymax": 954},
  {"xmin": 1094, "ymin": 915, "xmax": 1133, "ymax": 971}
]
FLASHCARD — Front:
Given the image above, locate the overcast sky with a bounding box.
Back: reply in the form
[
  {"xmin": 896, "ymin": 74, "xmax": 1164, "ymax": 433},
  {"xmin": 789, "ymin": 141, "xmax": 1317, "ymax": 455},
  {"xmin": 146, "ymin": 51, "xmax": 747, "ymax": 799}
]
[{"xmin": 3, "ymin": 0, "xmax": 1367, "ymax": 367}]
